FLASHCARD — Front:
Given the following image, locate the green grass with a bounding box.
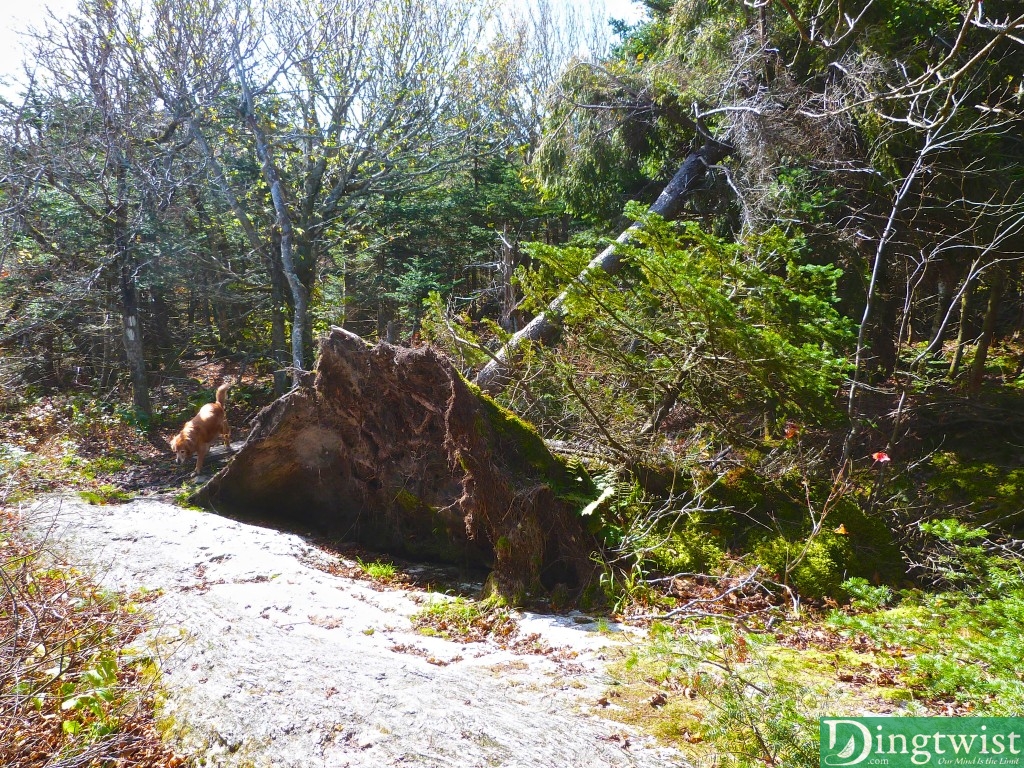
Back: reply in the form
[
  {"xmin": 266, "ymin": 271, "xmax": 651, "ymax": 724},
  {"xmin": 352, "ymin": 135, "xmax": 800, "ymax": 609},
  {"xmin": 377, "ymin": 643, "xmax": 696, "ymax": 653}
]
[
  {"xmin": 356, "ymin": 558, "xmax": 399, "ymax": 582},
  {"xmin": 411, "ymin": 596, "xmax": 517, "ymax": 641},
  {"xmin": 78, "ymin": 484, "xmax": 133, "ymax": 505}
]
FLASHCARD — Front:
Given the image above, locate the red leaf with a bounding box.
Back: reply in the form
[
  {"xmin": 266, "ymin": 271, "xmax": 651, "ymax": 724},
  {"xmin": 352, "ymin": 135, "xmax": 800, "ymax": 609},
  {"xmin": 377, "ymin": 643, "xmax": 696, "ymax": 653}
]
[{"xmin": 872, "ymin": 451, "xmax": 891, "ymax": 463}]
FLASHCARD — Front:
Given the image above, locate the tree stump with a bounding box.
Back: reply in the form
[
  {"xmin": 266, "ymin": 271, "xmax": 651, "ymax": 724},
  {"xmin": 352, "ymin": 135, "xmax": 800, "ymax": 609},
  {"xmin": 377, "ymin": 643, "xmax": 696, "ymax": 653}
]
[{"xmin": 194, "ymin": 328, "xmax": 599, "ymax": 601}]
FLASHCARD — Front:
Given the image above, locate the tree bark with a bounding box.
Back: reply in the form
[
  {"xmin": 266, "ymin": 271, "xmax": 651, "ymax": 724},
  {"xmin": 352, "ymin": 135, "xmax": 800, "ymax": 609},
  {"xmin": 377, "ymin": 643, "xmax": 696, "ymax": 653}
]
[
  {"xmin": 267, "ymin": 238, "xmax": 291, "ymax": 396},
  {"xmin": 474, "ymin": 139, "xmax": 731, "ymax": 394},
  {"xmin": 114, "ymin": 157, "xmax": 150, "ymax": 417},
  {"xmin": 949, "ymin": 277, "xmax": 974, "ymax": 378},
  {"xmin": 919, "ymin": 277, "xmax": 951, "ymax": 362},
  {"xmin": 968, "ymin": 266, "xmax": 1005, "ymax": 396}
]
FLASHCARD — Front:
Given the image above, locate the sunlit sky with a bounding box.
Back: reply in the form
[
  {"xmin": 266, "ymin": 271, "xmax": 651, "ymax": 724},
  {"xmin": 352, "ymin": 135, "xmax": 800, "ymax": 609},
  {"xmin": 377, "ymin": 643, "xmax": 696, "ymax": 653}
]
[{"xmin": 0, "ymin": 0, "xmax": 648, "ymax": 96}]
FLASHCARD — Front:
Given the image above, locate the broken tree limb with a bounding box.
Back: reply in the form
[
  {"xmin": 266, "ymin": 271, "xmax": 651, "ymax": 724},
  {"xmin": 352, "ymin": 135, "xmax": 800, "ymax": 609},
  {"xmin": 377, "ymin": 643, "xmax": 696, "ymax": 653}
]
[{"xmin": 474, "ymin": 139, "xmax": 732, "ymax": 394}]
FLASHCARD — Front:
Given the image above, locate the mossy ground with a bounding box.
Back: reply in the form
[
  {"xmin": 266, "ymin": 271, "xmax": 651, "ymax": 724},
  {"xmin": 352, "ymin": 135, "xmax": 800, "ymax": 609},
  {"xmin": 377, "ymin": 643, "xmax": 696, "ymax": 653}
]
[{"xmin": 603, "ymin": 534, "xmax": 1024, "ymax": 766}]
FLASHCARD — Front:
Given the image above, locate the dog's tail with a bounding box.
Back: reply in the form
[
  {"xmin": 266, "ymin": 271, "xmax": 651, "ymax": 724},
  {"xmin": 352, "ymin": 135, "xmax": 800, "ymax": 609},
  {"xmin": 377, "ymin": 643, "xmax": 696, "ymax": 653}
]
[{"xmin": 215, "ymin": 380, "xmax": 232, "ymax": 407}]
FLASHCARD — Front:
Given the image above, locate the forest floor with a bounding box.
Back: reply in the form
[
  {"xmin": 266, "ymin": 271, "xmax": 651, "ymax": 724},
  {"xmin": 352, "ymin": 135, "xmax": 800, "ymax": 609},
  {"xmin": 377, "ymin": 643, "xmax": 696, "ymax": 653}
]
[
  {"xmin": 6, "ymin": 359, "xmax": 1024, "ymax": 766},
  {"xmin": 20, "ymin": 493, "xmax": 687, "ymax": 768}
]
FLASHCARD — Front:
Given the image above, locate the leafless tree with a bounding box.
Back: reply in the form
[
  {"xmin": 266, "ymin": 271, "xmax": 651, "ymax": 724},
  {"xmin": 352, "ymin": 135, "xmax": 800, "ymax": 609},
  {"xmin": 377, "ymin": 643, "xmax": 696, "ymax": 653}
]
[{"xmin": 133, "ymin": 0, "xmax": 520, "ymax": 385}]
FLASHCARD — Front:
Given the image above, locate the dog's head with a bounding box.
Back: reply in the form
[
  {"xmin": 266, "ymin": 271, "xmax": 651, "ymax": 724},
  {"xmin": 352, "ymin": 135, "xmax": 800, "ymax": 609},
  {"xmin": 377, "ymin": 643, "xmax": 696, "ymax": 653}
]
[{"xmin": 169, "ymin": 433, "xmax": 192, "ymax": 463}]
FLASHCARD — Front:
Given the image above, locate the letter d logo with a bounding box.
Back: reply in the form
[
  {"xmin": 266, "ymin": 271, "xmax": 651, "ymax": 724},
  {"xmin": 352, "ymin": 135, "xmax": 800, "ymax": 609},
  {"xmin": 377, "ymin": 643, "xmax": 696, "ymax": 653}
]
[{"xmin": 822, "ymin": 719, "xmax": 873, "ymax": 766}]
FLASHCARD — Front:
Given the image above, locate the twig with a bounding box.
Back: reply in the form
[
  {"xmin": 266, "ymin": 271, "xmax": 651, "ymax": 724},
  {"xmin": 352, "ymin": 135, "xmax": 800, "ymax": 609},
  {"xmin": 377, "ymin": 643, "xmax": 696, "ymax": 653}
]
[{"xmin": 632, "ymin": 566, "xmax": 764, "ymax": 625}]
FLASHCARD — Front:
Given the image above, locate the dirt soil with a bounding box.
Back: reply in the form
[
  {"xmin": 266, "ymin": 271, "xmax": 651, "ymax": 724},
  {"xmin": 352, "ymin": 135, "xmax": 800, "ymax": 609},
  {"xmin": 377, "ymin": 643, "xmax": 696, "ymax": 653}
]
[{"xmin": 23, "ymin": 496, "xmax": 687, "ymax": 768}]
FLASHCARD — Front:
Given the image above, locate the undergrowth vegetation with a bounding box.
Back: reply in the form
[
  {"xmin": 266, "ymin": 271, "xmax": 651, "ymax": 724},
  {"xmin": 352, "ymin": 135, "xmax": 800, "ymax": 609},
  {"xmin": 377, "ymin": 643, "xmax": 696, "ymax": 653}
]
[
  {"xmin": 1, "ymin": 0, "xmax": 1021, "ymax": 763},
  {"xmin": 0, "ymin": 376, "xmax": 247, "ymax": 767},
  {"xmin": 356, "ymin": 558, "xmax": 399, "ymax": 583},
  {"xmin": 0, "ymin": 396, "xmax": 143, "ymax": 504},
  {"xmin": 412, "ymin": 596, "xmax": 518, "ymax": 643},
  {"xmin": 0, "ymin": 511, "xmax": 183, "ymax": 767},
  {"xmin": 603, "ymin": 519, "xmax": 1024, "ymax": 767}
]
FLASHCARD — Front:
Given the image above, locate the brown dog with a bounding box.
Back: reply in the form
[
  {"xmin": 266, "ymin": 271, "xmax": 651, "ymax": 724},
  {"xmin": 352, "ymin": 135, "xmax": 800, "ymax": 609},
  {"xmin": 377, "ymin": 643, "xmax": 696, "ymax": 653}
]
[{"xmin": 170, "ymin": 382, "xmax": 232, "ymax": 475}]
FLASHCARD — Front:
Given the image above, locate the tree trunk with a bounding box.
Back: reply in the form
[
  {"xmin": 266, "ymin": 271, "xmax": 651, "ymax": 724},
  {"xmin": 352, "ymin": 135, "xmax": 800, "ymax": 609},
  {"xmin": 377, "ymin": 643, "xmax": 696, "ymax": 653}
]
[
  {"xmin": 99, "ymin": 296, "xmax": 115, "ymax": 389},
  {"xmin": 114, "ymin": 159, "xmax": 150, "ymax": 417},
  {"xmin": 194, "ymin": 328, "xmax": 599, "ymax": 603},
  {"xmin": 268, "ymin": 254, "xmax": 291, "ymax": 396},
  {"xmin": 119, "ymin": 258, "xmax": 150, "ymax": 416},
  {"xmin": 968, "ymin": 266, "xmax": 1005, "ymax": 396},
  {"xmin": 498, "ymin": 224, "xmax": 520, "ymax": 332},
  {"xmin": 256, "ymin": 157, "xmax": 306, "ymax": 382},
  {"xmin": 475, "ymin": 140, "xmax": 732, "ymax": 394},
  {"xmin": 867, "ymin": 289, "xmax": 899, "ymax": 379},
  {"xmin": 949, "ymin": 277, "xmax": 975, "ymax": 378},
  {"xmin": 920, "ymin": 277, "xmax": 950, "ymax": 361},
  {"xmin": 149, "ymin": 286, "xmax": 174, "ymax": 367},
  {"xmin": 233, "ymin": 45, "xmax": 309, "ymax": 385}
]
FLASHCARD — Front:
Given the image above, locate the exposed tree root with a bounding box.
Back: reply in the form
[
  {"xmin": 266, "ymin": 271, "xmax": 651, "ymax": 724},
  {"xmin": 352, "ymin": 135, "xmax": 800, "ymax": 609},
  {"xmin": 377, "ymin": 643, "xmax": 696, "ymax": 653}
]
[{"xmin": 195, "ymin": 328, "xmax": 599, "ymax": 602}]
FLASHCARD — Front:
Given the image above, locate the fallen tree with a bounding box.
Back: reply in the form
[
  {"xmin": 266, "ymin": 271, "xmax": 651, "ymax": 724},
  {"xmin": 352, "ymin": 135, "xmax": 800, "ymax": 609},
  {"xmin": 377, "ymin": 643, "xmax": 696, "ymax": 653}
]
[
  {"xmin": 194, "ymin": 327, "xmax": 600, "ymax": 601},
  {"xmin": 475, "ymin": 139, "xmax": 733, "ymax": 394}
]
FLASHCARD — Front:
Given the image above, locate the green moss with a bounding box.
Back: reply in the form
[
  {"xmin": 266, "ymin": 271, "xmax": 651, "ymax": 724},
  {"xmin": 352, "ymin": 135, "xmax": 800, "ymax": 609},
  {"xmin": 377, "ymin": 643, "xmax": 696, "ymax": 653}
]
[
  {"xmin": 708, "ymin": 465, "xmax": 902, "ymax": 590},
  {"xmin": 173, "ymin": 484, "xmax": 205, "ymax": 510},
  {"xmin": 752, "ymin": 532, "xmax": 853, "ymax": 598},
  {"xmin": 711, "ymin": 466, "xmax": 806, "ymax": 531},
  {"xmin": 605, "ymin": 625, "xmax": 864, "ymax": 763},
  {"xmin": 467, "ymin": 381, "xmax": 598, "ymax": 507},
  {"xmin": 481, "ymin": 572, "xmax": 527, "ymax": 606},
  {"xmin": 640, "ymin": 512, "xmax": 725, "ymax": 574},
  {"xmin": 81, "ymin": 455, "xmax": 127, "ymax": 479},
  {"xmin": 925, "ymin": 451, "xmax": 1024, "ymax": 527},
  {"xmin": 577, "ymin": 581, "xmax": 607, "ymax": 611},
  {"xmin": 827, "ymin": 574, "xmax": 1024, "ymax": 713},
  {"xmin": 393, "ymin": 488, "xmax": 422, "ymax": 512}
]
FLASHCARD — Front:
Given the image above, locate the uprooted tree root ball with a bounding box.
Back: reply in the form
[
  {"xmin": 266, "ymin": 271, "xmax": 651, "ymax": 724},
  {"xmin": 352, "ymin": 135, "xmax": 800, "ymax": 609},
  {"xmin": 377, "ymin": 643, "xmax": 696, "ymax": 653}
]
[{"xmin": 194, "ymin": 329, "xmax": 600, "ymax": 603}]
